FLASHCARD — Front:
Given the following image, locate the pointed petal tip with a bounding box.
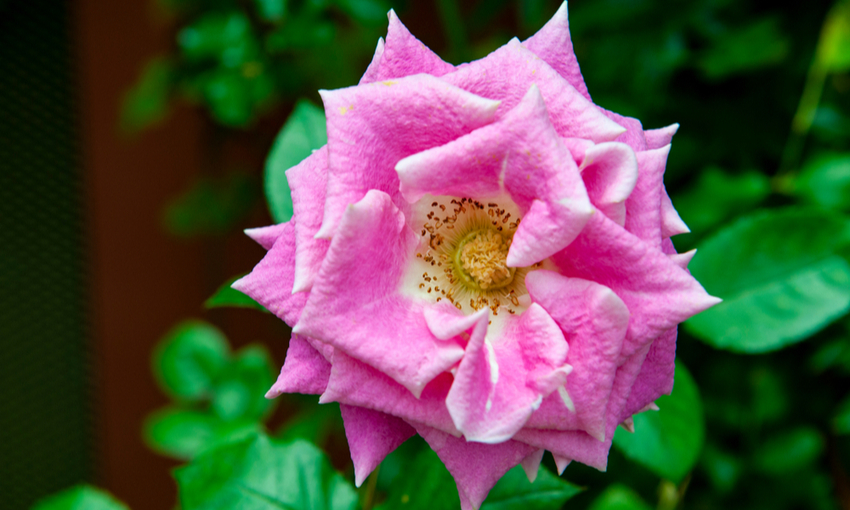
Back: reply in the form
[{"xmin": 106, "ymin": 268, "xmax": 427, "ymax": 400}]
[
  {"xmin": 669, "ymin": 249, "xmax": 696, "ymax": 269},
  {"xmin": 520, "ymin": 449, "xmax": 545, "ymax": 483},
  {"xmin": 552, "ymin": 453, "xmax": 571, "ymax": 475}
]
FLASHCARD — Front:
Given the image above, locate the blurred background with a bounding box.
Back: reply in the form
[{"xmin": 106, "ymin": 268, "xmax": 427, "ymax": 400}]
[{"xmin": 2, "ymin": 0, "xmax": 850, "ymax": 509}]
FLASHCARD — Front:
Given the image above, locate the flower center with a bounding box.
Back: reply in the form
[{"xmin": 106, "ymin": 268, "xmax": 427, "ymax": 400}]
[
  {"xmin": 408, "ymin": 195, "xmax": 537, "ymax": 316},
  {"xmin": 455, "ymin": 229, "xmax": 515, "ymax": 291}
]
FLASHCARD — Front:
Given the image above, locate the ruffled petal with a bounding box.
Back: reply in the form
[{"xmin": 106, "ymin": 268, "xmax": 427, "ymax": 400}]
[
  {"xmin": 396, "ymin": 85, "xmax": 593, "ymax": 267},
  {"xmin": 233, "ymin": 221, "xmax": 308, "ymax": 326},
  {"xmin": 320, "ymin": 351, "xmax": 459, "ymax": 436},
  {"xmin": 361, "ymin": 10, "xmax": 455, "ymax": 84},
  {"xmin": 552, "ymin": 211, "xmax": 720, "ymax": 360},
  {"xmin": 602, "ymin": 109, "xmax": 647, "ymax": 152},
  {"xmin": 415, "ymin": 424, "xmax": 537, "ymax": 510},
  {"xmin": 624, "ymin": 145, "xmax": 671, "ymax": 248},
  {"xmin": 445, "ymin": 303, "xmax": 570, "ymax": 443},
  {"xmin": 443, "ymin": 39, "xmax": 625, "ymax": 143},
  {"xmin": 580, "ymin": 142, "xmax": 639, "ymax": 226},
  {"xmin": 513, "ymin": 346, "xmax": 650, "ymax": 471},
  {"xmin": 522, "ymin": 2, "xmax": 590, "ymax": 100},
  {"xmin": 266, "ymin": 334, "xmax": 331, "ymax": 397},
  {"xmin": 296, "ymin": 191, "xmax": 464, "ymax": 397},
  {"xmin": 622, "ymin": 327, "xmax": 677, "ymax": 419},
  {"xmin": 287, "ymin": 146, "xmax": 331, "ymax": 293},
  {"xmin": 621, "ymin": 238, "xmax": 684, "ymax": 417},
  {"xmin": 317, "ymin": 75, "xmax": 500, "ymax": 238},
  {"xmin": 563, "ymin": 137, "xmax": 595, "ymax": 166},
  {"xmin": 340, "ymin": 404, "xmax": 415, "ymax": 486},
  {"xmin": 525, "ymin": 271, "xmax": 629, "ymax": 441}
]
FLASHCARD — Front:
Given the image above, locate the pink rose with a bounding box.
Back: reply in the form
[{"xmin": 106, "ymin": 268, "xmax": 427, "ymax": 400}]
[{"xmin": 235, "ymin": 4, "xmax": 719, "ymax": 508}]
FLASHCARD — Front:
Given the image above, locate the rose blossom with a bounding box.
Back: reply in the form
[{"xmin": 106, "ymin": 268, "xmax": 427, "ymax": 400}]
[{"xmin": 234, "ymin": 3, "xmax": 719, "ymax": 508}]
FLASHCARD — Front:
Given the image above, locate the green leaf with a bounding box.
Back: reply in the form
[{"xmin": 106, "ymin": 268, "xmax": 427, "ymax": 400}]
[
  {"xmin": 334, "ymin": 0, "xmax": 390, "ymax": 25},
  {"xmin": 266, "ymin": 21, "xmax": 336, "ymax": 52},
  {"xmin": 178, "ymin": 11, "xmax": 258, "ymax": 66},
  {"xmin": 819, "ymin": 0, "xmax": 850, "ymax": 72},
  {"xmin": 587, "ymin": 484, "xmax": 652, "ymax": 510},
  {"xmin": 265, "ymin": 100, "xmax": 327, "ymax": 223},
  {"xmin": 175, "ymin": 433, "xmax": 358, "ymax": 510},
  {"xmin": 277, "ymin": 401, "xmax": 344, "ymax": 446},
  {"xmin": 31, "ymin": 485, "xmax": 129, "ymax": 510},
  {"xmin": 163, "ymin": 173, "xmax": 259, "ymax": 237},
  {"xmin": 254, "ymin": 0, "xmax": 287, "ymax": 22},
  {"xmin": 697, "ymin": 18, "xmax": 789, "ymax": 79},
  {"xmin": 752, "ymin": 427, "xmax": 825, "ymax": 475},
  {"xmin": 480, "ymin": 465, "xmax": 583, "ymax": 510},
  {"xmin": 144, "ymin": 407, "xmax": 219, "ymax": 460},
  {"xmin": 613, "ymin": 363, "xmax": 704, "ymax": 483},
  {"xmin": 685, "ymin": 207, "xmax": 850, "ymax": 352},
  {"xmin": 699, "ymin": 444, "xmax": 742, "ymax": 494},
  {"xmin": 205, "ymin": 274, "xmax": 268, "ymax": 312},
  {"xmin": 143, "ymin": 407, "xmax": 262, "ymax": 460},
  {"xmin": 211, "ymin": 345, "xmax": 276, "ymax": 422},
  {"xmin": 672, "ymin": 167, "xmax": 770, "ymax": 236},
  {"xmin": 809, "ymin": 336, "xmax": 850, "ymax": 374},
  {"xmin": 833, "ymin": 394, "xmax": 850, "ymax": 434},
  {"xmin": 376, "ymin": 446, "xmax": 459, "ymax": 510},
  {"xmin": 153, "ymin": 321, "xmax": 230, "ymax": 401},
  {"xmin": 795, "ymin": 153, "xmax": 850, "ymax": 211},
  {"xmin": 121, "ymin": 57, "xmax": 173, "ymax": 132}
]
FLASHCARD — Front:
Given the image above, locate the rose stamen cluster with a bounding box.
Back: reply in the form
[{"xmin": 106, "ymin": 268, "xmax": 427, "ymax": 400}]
[
  {"xmin": 414, "ymin": 196, "xmax": 530, "ymax": 316},
  {"xmin": 235, "ymin": 4, "xmax": 719, "ymax": 509}
]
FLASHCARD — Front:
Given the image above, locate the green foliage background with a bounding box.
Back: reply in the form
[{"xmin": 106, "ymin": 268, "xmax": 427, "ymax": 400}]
[{"xmin": 35, "ymin": 0, "xmax": 850, "ymax": 509}]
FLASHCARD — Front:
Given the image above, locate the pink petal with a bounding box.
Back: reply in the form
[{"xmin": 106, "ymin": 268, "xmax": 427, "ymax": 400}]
[
  {"xmin": 624, "ymin": 145, "xmax": 671, "ymax": 249},
  {"xmin": 669, "ymin": 249, "xmax": 696, "ymax": 270},
  {"xmin": 362, "ymin": 10, "xmax": 455, "ymax": 84},
  {"xmin": 513, "ymin": 346, "xmax": 650, "ymax": 471},
  {"xmin": 563, "ymin": 137, "xmax": 595, "ymax": 166},
  {"xmin": 266, "ymin": 334, "xmax": 331, "ymax": 398},
  {"xmin": 602, "ymin": 109, "xmax": 647, "ymax": 152},
  {"xmin": 520, "ymin": 449, "xmax": 545, "ymax": 483},
  {"xmin": 620, "ymin": 238, "xmax": 684, "ymax": 417},
  {"xmin": 660, "ymin": 186, "xmax": 690, "ymax": 237},
  {"xmin": 245, "ymin": 223, "xmax": 289, "ymax": 250},
  {"xmin": 622, "ymin": 327, "xmax": 677, "ymax": 419},
  {"xmin": 415, "ymin": 424, "xmax": 537, "ymax": 510},
  {"xmin": 442, "ymin": 39, "xmax": 625, "ymax": 143},
  {"xmin": 580, "ymin": 142, "xmax": 639, "ymax": 226},
  {"xmin": 358, "ymin": 37, "xmax": 385, "ymax": 85},
  {"xmin": 295, "ymin": 191, "xmax": 464, "ymax": 397},
  {"xmin": 525, "ymin": 271, "xmax": 629, "ymax": 442},
  {"xmin": 287, "ymin": 146, "xmax": 331, "ymax": 293},
  {"xmin": 396, "ymin": 85, "xmax": 593, "ymax": 267},
  {"xmin": 233, "ymin": 221, "xmax": 308, "ymax": 326},
  {"xmin": 522, "ymin": 2, "xmax": 590, "ymax": 100},
  {"xmin": 316, "ymin": 74, "xmax": 500, "ymax": 238},
  {"xmin": 320, "ymin": 351, "xmax": 460, "ymax": 436},
  {"xmin": 424, "ymin": 305, "xmax": 488, "ymax": 341},
  {"xmin": 340, "ymin": 404, "xmax": 415, "ymax": 487},
  {"xmin": 644, "ymin": 123, "xmax": 679, "ymax": 150},
  {"xmin": 552, "ymin": 454, "xmax": 571, "ymax": 475},
  {"xmin": 552, "ymin": 212, "xmax": 721, "ymax": 361},
  {"xmin": 445, "ymin": 303, "xmax": 570, "ymax": 443}
]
